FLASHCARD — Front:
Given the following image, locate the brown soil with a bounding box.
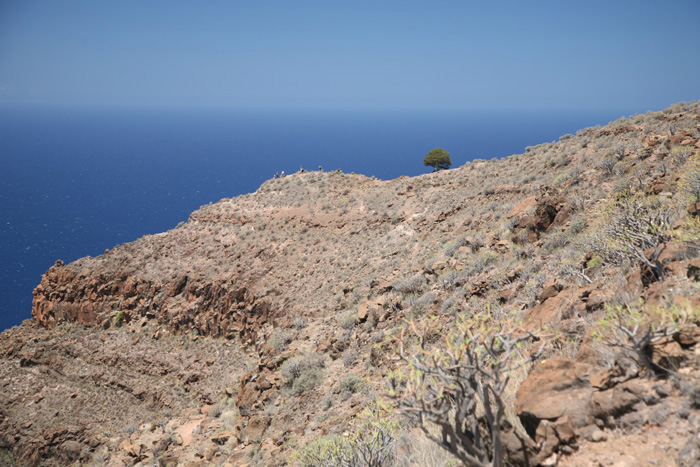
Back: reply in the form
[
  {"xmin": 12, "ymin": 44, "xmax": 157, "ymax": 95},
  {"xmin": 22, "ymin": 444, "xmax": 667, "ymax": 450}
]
[{"xmin": 2, "ymin": 101, "xmax": 700, "ymax": 466}]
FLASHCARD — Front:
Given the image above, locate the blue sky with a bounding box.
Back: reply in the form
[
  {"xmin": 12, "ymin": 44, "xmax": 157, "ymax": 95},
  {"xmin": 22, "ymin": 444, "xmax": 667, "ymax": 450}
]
[{"xmin": 0, "ymin": 0, "xmax": 698, "ymax": 110}]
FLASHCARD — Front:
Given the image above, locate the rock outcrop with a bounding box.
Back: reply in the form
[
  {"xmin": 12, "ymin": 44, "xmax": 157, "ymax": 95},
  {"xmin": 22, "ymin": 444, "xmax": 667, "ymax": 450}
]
[{"xmin": 2, "ymin": 102, "xmax": 700, "ymax": 466}]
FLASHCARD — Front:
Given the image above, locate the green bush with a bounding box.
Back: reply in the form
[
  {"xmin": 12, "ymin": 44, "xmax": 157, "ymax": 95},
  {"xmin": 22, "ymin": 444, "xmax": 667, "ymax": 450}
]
[
  {"xmin": 423, "ymin": 148, "xmax": 452, "ymax": 172},
  {"xmin": 113, "ymin": 310, "xmax": 126, "ymax": 327},
  {"xmin": 291, "ymin": 435, "xmax": 354, "ymax": 466},
  {"xmin": 339, "ymin": 375, "xmax": 365, "ymax": 394},
  {"xmin": 293, "ymin": 402, "xmax": 397, "ymax": 466}
]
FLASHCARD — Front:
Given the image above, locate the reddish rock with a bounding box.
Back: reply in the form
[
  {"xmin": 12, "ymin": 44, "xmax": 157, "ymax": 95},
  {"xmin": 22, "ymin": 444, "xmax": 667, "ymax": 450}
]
[
  {"xmin": 644, "ymin": 134, "xmax": 664, "ymax": 147},
  {"xmin": 523, "ymin": 288, "xmax": 579, "ymax": 329},
  {"xmin": 239, "ymin": 416, "xmax": 270, "ymax": 444},
  {"xmin": 537, "ymin": 280, "xmax": 562, "ymax": 302},
  {"xmin": 212, "ymin": 431, "xmax": 234, "ymax": 445},
  {"xmin": 666, "ymin": 134, "xmax": 687, "ymax": 149},
  {"xmin": 649, "ymin": 336, "xmax": 684, "ymax": 368},
  {"xmin": 357, "ymin": 300, "xmax": 382, "ymax": 322},
  {"xmin": 679, "ymin": 324, "xmax": 700, "ymax": 346},
  {"xmin": 517, "ymin": 359, "xmax": 598, "ymax": 434},
  {"xmin": 507, "ymin": 265, "xmax": 525, "ymax": 282},
  {"xmin": 508, "ymin": 196, "xmax": 537, "ymax": 219}
]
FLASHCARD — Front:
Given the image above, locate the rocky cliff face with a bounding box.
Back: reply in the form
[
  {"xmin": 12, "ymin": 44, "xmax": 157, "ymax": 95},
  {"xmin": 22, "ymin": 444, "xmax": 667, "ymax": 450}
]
[{"xmin": 3, "ymin": 102, "xmax": 700, "ymax": 466}]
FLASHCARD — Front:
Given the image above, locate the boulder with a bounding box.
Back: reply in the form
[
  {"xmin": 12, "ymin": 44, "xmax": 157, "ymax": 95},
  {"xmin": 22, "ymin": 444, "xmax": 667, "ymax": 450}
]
[
  {"xmin": 212, "ymin": 431, "xmax": 234, "ymax": 445},
  {"xmin": 58, "ymin": 440, "xmax": 84, "ymax": 463},
  {"xmin": 523, "ymin": 288, "xmax": 579, "ymax": 329},
  {"xmin": 508, "ymin": 197, "xmax": 537, "ymax": 219},
  {"xmin": 516, "ymin": 359, "xmax": 597, "ymax": 436},
  {"xmin": 649, "ymin": 336, "xmax": 684, "ymax": 369},
  {"xmin": 357, "ymin": 300, "xmax": 384, "ymax": 323},
  {"xmin": 644, "ymin": 134, "xmax": 663, "ymax": 147},
  {"xmin": 239, "ymin": 415, "xmax": 270, "ymax": 444}
]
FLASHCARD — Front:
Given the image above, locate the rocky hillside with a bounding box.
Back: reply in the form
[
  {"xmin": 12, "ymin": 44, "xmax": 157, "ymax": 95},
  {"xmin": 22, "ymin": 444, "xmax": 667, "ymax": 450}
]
[{"xmin": 2, "ymin": 101, "xmax": 700, "ymax": 466}]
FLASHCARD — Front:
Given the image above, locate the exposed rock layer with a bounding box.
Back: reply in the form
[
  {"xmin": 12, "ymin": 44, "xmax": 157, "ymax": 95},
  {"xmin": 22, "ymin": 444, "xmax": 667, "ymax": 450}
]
[{"xmin": 2, "ymin": 102, "xmax": 700, "ymax": 465}]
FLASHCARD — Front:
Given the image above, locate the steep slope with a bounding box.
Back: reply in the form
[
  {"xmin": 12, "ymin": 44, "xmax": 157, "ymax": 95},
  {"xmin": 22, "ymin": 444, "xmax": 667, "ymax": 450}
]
[{"xmin": 2, "ymin": 101, "xmax": 700, "ymax": 466}]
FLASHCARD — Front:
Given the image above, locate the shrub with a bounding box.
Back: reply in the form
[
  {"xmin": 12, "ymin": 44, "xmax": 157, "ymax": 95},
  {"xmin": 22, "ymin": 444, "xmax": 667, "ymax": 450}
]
[
  {"xmin": 440, "ymin": 296, "xmax": 459, "ymax": 315},
  {"xmin": 113, "ymin": 310, "xmax": 126, "ymax": 327},
  {"xmin": 293, "ymin": 368, "xmax": 325, "ymax": 396},
  {"xmin": 291, "ymin": 316, "xmax": 308, "ymax": 329},
  {"xmin": 671, "ymin": 145, "xmax": 694, "ymax": 167},
  {"xmin": 268, "ymin": 329, "xmax": 293, "ymax": 352},
  {"xmin": 677, "ymin": 217, "xmax": 700, "ymax": 253},
  {"xmin": 390, "ymin": 316, "xmax": 540, "ymax": 466},
  {"xmin": 568, "ymin": 166, "xmax": 583, "ymax": 182},
  {"xmin": 292, "ymin": 402, "xmax": 397, "ymax": 467},
  {"xmin": 680, "ymin": 157, "xmax": 700, "ymax": 212},
  {"xmin": 339, "ymin": 375, "xmax": 365, "ymax": 394},
  {"xmin": 341, "ymin": 348, "xmax": 359, "ymax": 367},
  {"xmin": 611, "ymin": 176, "xmax": 633, "ymax": 195},
  {"xmin": 410, "ymin": 292, "xmax": 436, "ymax": 316},
  {"xmin": 554, "ymin": 173, "xmax": 572, "ymax": 185},
  {"xmin": 122, "ymin": 423, "xmax": 138, "ymax": 435},
  {"xmin": 337, "ymin": 311, "xmax": 358, "ymax": 330},
  {"xmin": 568, "ymin": 217, "xmax": 588, "ymax": 235},
  {"xmin": 541, "ymin": 230, "xmax": 570, "ymax": 254},
  {"xmin": 439, "ymin": 270, "xmax": 463, "ymax": 291},
  {"xmin": 392, "ymin": 275, "xmax": 427, "ymax": 295},
  {"xmin": 443, "ymin": 236, "xmax": 468, "ymax": 257},
  {"xmin": 594, "ymin": 194, "xmax": 676, "ymax": 280},
  {"xmin": 282, "ymin": 354, "xmax": 326, "ymax": 396},
  {"xmin": 292, "ymin": 435, "xmax": 354, "ymax": 467},
  {"xmin": 560, "ymin": 259, "xmax": 593, "ymax": 285},
  {"xmin": 353, "ymin": 403, "xmax": 398, "ymax": 466},
  {"xmin": 464, "ymin": 251, "xmax": 499, "ymax": 277},
  {"xmin": 597, "ymin": 156, "xmax": 618, "ymax": 176},
  {"xmin": 596, "ymin": 303, "xmax": 700, "ymax": 373},
  {"xmin": 569, "ymin": 194, "xmax": 586, "ymax": 212}
]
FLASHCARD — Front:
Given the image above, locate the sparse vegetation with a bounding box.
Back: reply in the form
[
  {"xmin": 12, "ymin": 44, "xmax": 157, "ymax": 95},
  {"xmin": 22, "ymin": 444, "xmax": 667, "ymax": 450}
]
[
  {"xmin": 293, "ymin": 402, "xmax": 397, "ymax": 467},
  {"xmin": 596, "ymin": 302, "xmax": 700, "ymax": 373},
  {"xmin": 268, "ymin": 328, "xmax": 294, "ymax": 352},
  {"xmin": 12, "ymin": 101, "xmax": 700, "ymax": 466}
]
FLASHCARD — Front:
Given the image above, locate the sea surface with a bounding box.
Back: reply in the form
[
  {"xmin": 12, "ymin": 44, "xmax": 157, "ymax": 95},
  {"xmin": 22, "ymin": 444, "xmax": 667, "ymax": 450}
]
[{"xmin": 0, "ymin": 106, "xmax": 641, "ymax": 331}]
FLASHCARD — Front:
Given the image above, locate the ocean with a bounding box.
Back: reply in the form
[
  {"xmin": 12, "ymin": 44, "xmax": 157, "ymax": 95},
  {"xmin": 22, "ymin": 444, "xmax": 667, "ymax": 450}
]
[{"xmin": 0, "ymin": 106, "xmax": 640, "ymax": 331}]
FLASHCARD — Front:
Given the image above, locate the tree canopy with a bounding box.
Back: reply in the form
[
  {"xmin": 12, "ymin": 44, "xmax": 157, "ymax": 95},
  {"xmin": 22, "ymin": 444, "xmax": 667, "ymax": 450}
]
[{"xmin": 423, "ymin": 148, "xmax": 452, "ymax": 172}]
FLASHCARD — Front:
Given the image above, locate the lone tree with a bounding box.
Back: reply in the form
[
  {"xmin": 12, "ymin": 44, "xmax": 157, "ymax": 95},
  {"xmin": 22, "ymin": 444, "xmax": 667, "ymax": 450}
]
[{"xmin": 423, "ymin": 148, "xmax": 452, "ymax": 172}]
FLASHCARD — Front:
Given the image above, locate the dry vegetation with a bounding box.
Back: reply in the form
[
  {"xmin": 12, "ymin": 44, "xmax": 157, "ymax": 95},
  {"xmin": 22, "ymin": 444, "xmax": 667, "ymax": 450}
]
[{"xmin": 4, "ymin": 101, "xmax": 700, "ymax": 466}]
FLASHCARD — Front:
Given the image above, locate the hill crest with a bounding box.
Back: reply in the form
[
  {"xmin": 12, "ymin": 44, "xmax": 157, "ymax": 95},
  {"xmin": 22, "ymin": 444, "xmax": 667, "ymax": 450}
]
[{"xmin": 3, "ymin": 101, "xmax": 700, "ymax": 466}]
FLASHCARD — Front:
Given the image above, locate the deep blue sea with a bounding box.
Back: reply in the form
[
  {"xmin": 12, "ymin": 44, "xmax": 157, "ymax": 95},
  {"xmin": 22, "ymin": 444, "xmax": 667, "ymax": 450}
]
[{"xmin": 0, "ymin": 106, "xmax": 640, "ymax": 331}]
